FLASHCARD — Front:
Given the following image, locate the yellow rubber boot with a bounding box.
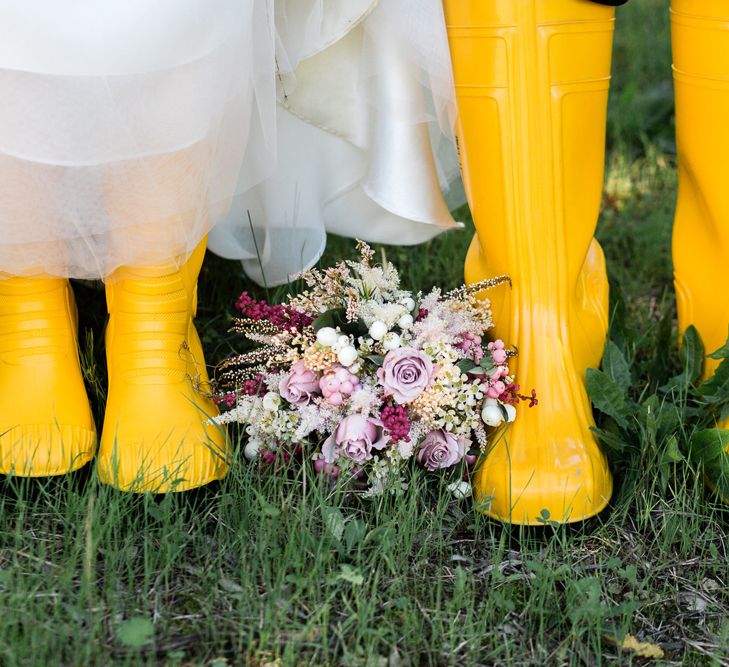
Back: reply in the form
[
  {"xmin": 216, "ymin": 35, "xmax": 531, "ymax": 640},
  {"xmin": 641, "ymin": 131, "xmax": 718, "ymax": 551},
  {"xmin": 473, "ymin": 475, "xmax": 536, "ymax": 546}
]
[
  {"xmin": 0, "ymin": 277, "xmax": 96, "ymax": 475},
  {"xmin": 672, "ymin": 0, "xmax": 729, "ymax": 381},
  {"xmin": 672, "ymin": 0, "xmax": 729, "ymax": 502},
  {"xmin": 444, "ymin": 0, "xmax": 614, "ymax": 524},
  {"xmin": 97, "ymin": 240, "xmax": 229, "ymax": 492}
]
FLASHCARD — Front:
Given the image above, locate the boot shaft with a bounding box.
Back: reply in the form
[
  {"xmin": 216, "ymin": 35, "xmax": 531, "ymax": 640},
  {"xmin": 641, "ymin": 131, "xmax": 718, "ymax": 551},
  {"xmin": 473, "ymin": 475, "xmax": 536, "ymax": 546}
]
[
  {"xmin": 445, "ymin": 0, "xmax": 615, "ymax": 306},
  {"xmin": 104, "ymin": 241, "xmax": 206, "ymax": 385},
  {"xmin": 0, "ymin": 277, "xmax": 76, "ymax": 359},
  {"xmin": 671, "ymin": 0, "xmax": 729, "ymax": 376}
]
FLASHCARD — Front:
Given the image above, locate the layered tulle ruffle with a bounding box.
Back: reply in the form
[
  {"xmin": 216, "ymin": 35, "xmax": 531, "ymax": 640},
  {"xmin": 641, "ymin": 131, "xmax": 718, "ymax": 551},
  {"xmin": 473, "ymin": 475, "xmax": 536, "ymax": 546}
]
[{"xmin": 0, "ymin": 0, "xmax": 462, "ymax": 284}]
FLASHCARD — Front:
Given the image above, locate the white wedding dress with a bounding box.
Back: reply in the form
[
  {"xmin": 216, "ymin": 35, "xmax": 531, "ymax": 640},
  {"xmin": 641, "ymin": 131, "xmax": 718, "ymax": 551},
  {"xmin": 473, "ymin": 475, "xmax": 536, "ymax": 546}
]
[{"xmin": 0, "ymin": 0, "xmax": 462, "ymax": 285}]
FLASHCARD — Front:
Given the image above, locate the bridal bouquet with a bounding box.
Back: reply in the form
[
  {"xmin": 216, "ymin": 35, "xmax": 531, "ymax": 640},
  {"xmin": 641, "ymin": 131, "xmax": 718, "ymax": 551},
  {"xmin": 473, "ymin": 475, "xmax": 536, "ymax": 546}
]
[{"xmin": 214, "ymin": 241, "xmax": 535, "ymax": 497}]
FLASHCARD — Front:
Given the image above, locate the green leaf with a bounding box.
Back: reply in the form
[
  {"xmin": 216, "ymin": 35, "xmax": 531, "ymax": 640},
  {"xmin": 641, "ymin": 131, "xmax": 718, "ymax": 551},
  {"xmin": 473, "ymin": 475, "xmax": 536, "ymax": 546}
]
[
  {"xmin": 661, "ymin": 435, "xmax": 685, "ymax": 464},
  {"xmin": 321, "ymin": 505, "xmax": 345, "ymax": 542},
  {"xmin": 698, "ymin": 358, "xmax": 729, "ymax": 404},
  {"xmin": 117, "ymin": 617, "xmax": 154, "ymax": 648},
  {"xmin": 311, "ymin": 308, "xmax": 347, "ymax": 332},
  {"xmin": 586, "ymin": 368, "xmax": 630, "ymax": 429},
  {"xmin": 366, "ymin": 355, "xmax": 385, "ymax": 366},
  {"xmin": 253, "ymin": 490, "xmax": 281, "ymax": 518},
  {"xmin": 688, "ymin": 429, "xmax": 729, "ymax": 466},
  {"xmin": 456, "ymin": 359, "xmax": 479, "ymax": 374},
  {"xmin": 478, "ymin": 356, "xmax": 496, "ymax": 371},
  {"xmin": 344, "ymin": 519, "xmax": 368, "ymax": 553},
  {"xmin": 337, "ymin": 564, "xmax": 364, "ymax": 586},
  {"xmin": 590, "ymin": 426, "xmax": 629, "ymax": 457},
  {"xmin": 708, "ymin": 326, "xmax": 729, "ymax": 360},
  {"xmin": 690, "ymin": 431, "xmax": 729, "ymax": 501},
  {"xmin": 602, "ymin": 341, "xmax": 632, "ymax": 388},
  {"xmin": 679, "ymin": 325, "xmax": 705, "ymax": 382}
]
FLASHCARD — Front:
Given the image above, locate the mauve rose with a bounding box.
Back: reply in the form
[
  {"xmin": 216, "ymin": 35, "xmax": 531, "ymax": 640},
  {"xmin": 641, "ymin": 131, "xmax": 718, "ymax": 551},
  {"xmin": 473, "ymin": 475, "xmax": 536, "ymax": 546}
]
[
  {"xmin": 321, "ymin": 415, "xmax": 389, "ymax": 464},
  {"xmin": 377, "ymin": 347, "xmax": 436, "ymax": 404},
  {"xmin": 416, "ymin": 429, "xmax": 468, "ymax": 471},
  {"xmin": 279, "ymin": 361, "xmax": 320, "ymax": 405}
]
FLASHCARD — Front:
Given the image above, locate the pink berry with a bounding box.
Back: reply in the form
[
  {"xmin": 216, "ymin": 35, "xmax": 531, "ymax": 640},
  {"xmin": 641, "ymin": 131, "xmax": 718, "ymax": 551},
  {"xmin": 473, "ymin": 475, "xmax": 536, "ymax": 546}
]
[
  {"xmin": 492, "ymin": 349, "xmax": 507, "ymax": 364},
  {"xmin": 327, "ymin": 392, "xmax": 344, "ymax": 406}
]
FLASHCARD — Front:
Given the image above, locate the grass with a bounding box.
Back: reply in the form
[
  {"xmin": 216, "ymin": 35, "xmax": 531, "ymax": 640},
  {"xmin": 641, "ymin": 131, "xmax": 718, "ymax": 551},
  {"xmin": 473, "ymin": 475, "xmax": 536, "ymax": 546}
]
[{"xmin": 2, "ymin": 1, "xmax": 728, "ymax": 664}]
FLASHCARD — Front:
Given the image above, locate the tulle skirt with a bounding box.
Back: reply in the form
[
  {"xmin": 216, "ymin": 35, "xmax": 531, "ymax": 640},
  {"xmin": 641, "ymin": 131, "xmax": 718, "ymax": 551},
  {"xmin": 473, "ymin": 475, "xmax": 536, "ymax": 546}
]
[{"xmin": 0, "ymin": 0, "xmax": 462, "ymax": 284}]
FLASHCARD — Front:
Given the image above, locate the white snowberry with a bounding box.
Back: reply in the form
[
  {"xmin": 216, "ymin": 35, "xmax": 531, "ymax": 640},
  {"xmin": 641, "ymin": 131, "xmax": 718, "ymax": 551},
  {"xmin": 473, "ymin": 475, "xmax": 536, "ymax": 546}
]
[
  {"xmin": 382, "ymin": 332, "xmax": 401, "ymax": 350},
  {"xmin": 244, "ymin": 439, "xmax": 261, "ymax": 461},
  {"xmin": 369, "ymin": 321, "xmax": 388, "ymax": 341},
  {"xmin": 398, "ymin": 313, "xmax": 414, "ymax": 330},
  {"xmin": 503, "ymin": 403, "xmax": 517, "ymax": 423},
  {"xmin": 262, "ymin": 391, "xmax": 281, "ymax": 411},
  {"xmin": 447, "ymin": 480, "xmax": 472, "ymax": 500},
  {"xmin": 402, "ymin": 297, "xmax": 416, "ymax": 312},
  {"xmin": 338, "ymin": 345, "xmax": 359, "ymax": 367},
  {"xmin": 316, "ymin": 327, "xmax": 339, "ymax": 347},
  {"xmin": 481, "ymin": 398, "xmax": 504, "ymax": 427}
]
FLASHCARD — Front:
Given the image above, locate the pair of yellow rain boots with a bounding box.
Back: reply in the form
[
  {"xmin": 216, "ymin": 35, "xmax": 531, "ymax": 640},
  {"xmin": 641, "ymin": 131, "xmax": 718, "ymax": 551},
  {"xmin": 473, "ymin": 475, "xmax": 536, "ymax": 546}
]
[
  {"xmin": 445, "ymin": 0, "xmax": 729, "ymax": 523},
  {"xmin": 0, "ymin": 240, "xmax": 228, "ymax": 492}
]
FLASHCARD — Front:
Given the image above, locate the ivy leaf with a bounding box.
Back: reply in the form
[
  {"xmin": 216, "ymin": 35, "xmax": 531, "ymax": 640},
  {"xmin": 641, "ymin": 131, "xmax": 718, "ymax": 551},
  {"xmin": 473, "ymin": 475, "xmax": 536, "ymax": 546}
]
[
  {"xmin": 602, "ymin": 341, "xmax": 632, "ymax": 389},
  {"xmin": 679, "ymin": 325, "xmax": 704, "ymax": 382},
  {"xmin": 586, "ymin": 368, "xmax": 630, "ymax": 429},
  {"xmin": 117, "ymin": 617, "xmax": 154, "ymax": 649}
]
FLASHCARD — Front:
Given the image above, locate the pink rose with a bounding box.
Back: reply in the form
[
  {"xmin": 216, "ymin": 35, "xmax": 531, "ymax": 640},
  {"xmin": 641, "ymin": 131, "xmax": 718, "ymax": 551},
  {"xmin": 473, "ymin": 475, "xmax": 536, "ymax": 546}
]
[
  {"xmin": 416, "ymin": 429, "xmax": 468, "ymax": 471},
  {"xmin": 321, "ymin": 415, "xmax": 389, "ymax": 464},
  {"xmin": 279, "ymin": 361, "xmax": 320, "ymax": 405},
  {"xmin": 377, "ymin": 347, "xmax": 436, "ymax": 404}
]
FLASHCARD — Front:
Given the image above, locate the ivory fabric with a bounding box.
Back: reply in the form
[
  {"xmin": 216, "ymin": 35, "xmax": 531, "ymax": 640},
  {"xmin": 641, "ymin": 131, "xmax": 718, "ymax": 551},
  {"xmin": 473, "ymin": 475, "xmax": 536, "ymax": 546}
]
[{"xmin": 0, "ymin": 0, "xmax": 462, "ymax": 284}]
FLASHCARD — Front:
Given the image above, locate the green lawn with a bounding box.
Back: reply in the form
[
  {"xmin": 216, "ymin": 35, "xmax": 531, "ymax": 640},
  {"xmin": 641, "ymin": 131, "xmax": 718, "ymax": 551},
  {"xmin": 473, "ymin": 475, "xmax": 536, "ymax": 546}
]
[{"xmin": 2, "ymin": 1, "xmax": 728, "ymax": 665}]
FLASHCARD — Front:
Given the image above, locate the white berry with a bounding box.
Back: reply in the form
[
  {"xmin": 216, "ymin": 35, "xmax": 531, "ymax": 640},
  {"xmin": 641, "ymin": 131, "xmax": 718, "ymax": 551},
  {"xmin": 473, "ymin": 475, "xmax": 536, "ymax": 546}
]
[
  {"xmin": 447, "ymin": 480, "xmax": 472, "ymax": 500},
  {"xmin": 316, "ymin": 327, "xmax": 339, "ymax": 347},
  {"xmin": 382, "ymin": 332, "xmax": 401, "ymax": 350},
  {"xmin": 402, "ymin": 297, "xmax": 416, "ymax": 312},
  {"xmin": 398, "ymin": 314, "xmax": 414, "ymax": 330},
  {"xmin": 338, "ymin": 345, "xmax": 359, "ymax": 367},
  {"xmin": 244, "ymin": 439, "xmax": 261, "ymax": 461},
  {"xmin": 262, "ymin": 391, "xmax": 281, "ymax": 411},
  {"xmin": 481, "ymin": 400, "xmax": 504, "ymax": 427},
  {"xmin": 369, "ymin": 321, "xmax": 388, "ymax": 341},
  {"xmin": 503, "ymin": 404, "xmax": 517, "ymax": 422}
]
